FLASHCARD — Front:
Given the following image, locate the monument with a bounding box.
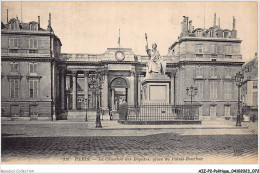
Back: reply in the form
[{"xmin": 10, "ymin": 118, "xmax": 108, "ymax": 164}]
[{"xmin": 141, "ymin": 34, "xmax": 171, "ymax": 104}]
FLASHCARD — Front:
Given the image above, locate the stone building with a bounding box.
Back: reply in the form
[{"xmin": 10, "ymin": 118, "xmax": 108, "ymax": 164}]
[
  {"xmin": 1, "ymin": 13, "xmax": 245, "ymax": 121},
  {"xmin": 241, "ymin": 53, "xmax": 258, "ymax": 118},
  {"xmin": 1, "ymin": 14, "xmax": 62, "ymax": 120},
  {"xmin": 168, "ymin": 14, "xmax": 244, "ymax": 118}
]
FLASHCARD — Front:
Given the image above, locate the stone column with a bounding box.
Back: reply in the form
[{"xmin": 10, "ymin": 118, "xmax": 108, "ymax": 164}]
[
  {"xmin": 111, "ymin": 89, "xmax": 115, "ymax": 110},
  {"xmin": 84, "ymin": 71, "xmax": 89, "ymax": 110},
  {"xmin": 138, "ymin": 74, "xmax": 142, "ymax": 106},
  {"xmin": 71, "ymin": 71, "xmax": 77, "ymax": 110},
  {"xmin": 170, "ymin": 72, "xmax": 175, "ymax": 105},
  {"xmin": 102, "ymin": 71, "xmax": 109, "ymax": 110},
  {"xmin": 60, "ymin": 69, "xmax": 66, "ymax": 110},
  {"xmin": 130, "ymin": 71, "xmax": 135, "ymax": 106},
  {"xmin": 52, "ymin": 62, "xmax": 56, "ymax": 121}
]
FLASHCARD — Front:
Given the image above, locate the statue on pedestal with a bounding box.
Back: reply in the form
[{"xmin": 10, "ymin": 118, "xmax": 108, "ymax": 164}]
[{"xmin": 145, "ymin": 33, "xmax": 166, "ymax": 75}]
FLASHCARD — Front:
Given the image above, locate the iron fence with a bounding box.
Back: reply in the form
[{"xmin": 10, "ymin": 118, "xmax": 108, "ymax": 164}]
[{"xmin": 127, "ymin": 103, "xmax": 199, "ymax": 121}]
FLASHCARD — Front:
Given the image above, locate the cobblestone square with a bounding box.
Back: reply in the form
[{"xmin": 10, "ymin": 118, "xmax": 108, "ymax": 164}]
[{"xmin": 1, "ymin": 120, "xmax": 258, "ymax": 164}]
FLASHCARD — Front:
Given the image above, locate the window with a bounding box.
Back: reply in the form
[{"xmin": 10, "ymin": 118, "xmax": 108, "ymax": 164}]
[
  {"xmin": 197, "ymin": 45, "xmax": 203, "ymax": 54},
  {"xmin": 10, "ymin": 79, "xmax": 19, "ymax": 99},
  {"xmin": 195, "ymin": 81, "xmax": 204, "ymax": 99},
  {"xmin": 224, "ymin": 67, "xmax": 231, "ymax": 77},
  {"xmin": 210, "ymin": 81, "xmax": 218, "ymax": 99},
  {"xmin": 210, "ymin": 66, "xmax": 217, "ymax": 77},
  {"xmin": 210, "ymin": 105, "xmax": 217, "ymax": 116},
  {"xmin": 225, "ymin": 55, "xmax": 232, "ymax": 59},
  {"xmin": 217, "ymin": 45, "xmax": 222, "ymax": 53},
  {"xmin": 9, "ymin": 49, "xmax": 18, "ymax": 53},
  {"xmin": 210, "ymin": 45, "xmax": 216, "ymax": 53},
  {"xmin": 29, "ymin": 63, "xmax": 38, "ymax": 74},
  {"xmin": 253, "ymin": 81, "xmax": 257, "ymax": 89},
  {"xmin": 29, "ymin": 79, "xmax": 39, "ymax": 98},
  {"xmin": 29, "ymin": 50, "xmax": 38, "ymax": 54},
  {"xmin": 253, "ymin": 92, "xmax": 258, "ymax": 106},
  {"xmin": 30, "ymin": 24, "xmax": 38, "ymax": 31},
  {"xmin": 224, "ymin": 82, "xmax": 232, "ymax": 99},
  {"xmin": 225, "ymin": 45, "xmax": 232, "ymax": 54},
  {"xmin": 10, "ymin": 62, "xmax": 19, "ymax": 72},
  {"xmin": 11, "ymin": 22, "xmax": 18, "ymax": 30},
  {"xmin": 195, "ymin": 66, "xmax": 203, "ymax": 77},
  {"xmin": 29, "ymin": 38, "xmax": 38, "ymax": 49},
  {"xmin": 196, "ymin": 54, "xmax": 203, "ymax": 58},
  {"xmin": 199, "ymin": 106, "xmax": 203, "ymax": 116},
  {"xmin": 9, "ymin": 38, "xmax": 19, "ymax": 48},
  {"xmin": 224, "ymin": 106, "xmax": 231, "ymax": 116},
  {"xmin": 197, "ymin": 31, "xmax": 202, "ymax": 37}
]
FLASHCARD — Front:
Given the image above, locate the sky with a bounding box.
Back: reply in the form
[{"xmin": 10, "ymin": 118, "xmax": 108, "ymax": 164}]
[{"xmin": 1, "ymin": 1, "xmax": 258, "ymax": 61}]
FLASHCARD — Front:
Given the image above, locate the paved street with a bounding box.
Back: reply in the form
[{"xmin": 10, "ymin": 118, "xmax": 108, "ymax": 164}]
[{"xmin": 1, "ymin": 120, "xmax": 258, "ymax": 164}]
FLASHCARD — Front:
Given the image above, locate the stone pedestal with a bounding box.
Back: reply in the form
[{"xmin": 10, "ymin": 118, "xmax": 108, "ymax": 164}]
[{"xmin": 141, "ymin": 73, "xmax": 171, "ymax": 104}]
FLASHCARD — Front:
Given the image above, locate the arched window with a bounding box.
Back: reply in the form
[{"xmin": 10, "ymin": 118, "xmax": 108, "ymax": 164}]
[{"xmin": 11, "ymin": 22, "xmax": 17, "ymax": 30}]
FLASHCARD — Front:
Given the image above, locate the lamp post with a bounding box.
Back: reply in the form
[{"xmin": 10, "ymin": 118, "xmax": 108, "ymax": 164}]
[
  {"xmin": 235, "ymin": 71, "xmax": 244, "ymax": 126},
  {"xmin": 89, "ymin": 72, "xmax": 103, "ymax": 128},
  {"xmin": 186, "ymin": 85, "xmax": 198, "ymax": 105},
  {"xmin": 186, "ymin": 85, "xmax": 198, "ymax": 120},
  {"xmin": 85, "ymin": 98, "xmax": 88, "ymax": 121}
]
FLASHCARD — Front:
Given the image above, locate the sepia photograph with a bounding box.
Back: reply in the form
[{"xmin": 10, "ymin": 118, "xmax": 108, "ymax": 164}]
[{"xmin": 0, "ymin": 0, "xmax": 258, "ymax": 173}]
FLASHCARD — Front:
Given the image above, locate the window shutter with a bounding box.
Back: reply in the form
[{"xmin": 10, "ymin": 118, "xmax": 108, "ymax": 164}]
[
  {"xmin": 34, "ymin": 38, "xmax": 37, "ymax": 48},
  {"xmin": 30, "ymin": 64, "xmax": 33, "ymax": 73},
  {"xmin": 29, "ymin": 80, "xmax": 33, "ymax": 98},
  {"xmin": 14, "ymin": 64, "xmax": 18, "ymax": 72},
  {"xmin": 34, "ymin": 81, "xmax": 38, "ymax": 98},
  {"xmin": 34, "ymin": 64, "xmax": 37, "ymax": 73},
  {"xmin": 10, "ymin": 79, "xmax": 14, "ymax": 98},
  {"xmin": 30, "ymin": 39, "xmax": 33, "ymax": 49},
  {"xmin": 15, "ymin": 79, "xmax": 19, "ymax": 98}
]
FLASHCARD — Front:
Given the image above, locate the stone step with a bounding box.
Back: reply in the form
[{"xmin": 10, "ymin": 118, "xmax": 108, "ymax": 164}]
[{"xmin": 67, "ymin": 111, "xmax": 97, "ymax": 121}]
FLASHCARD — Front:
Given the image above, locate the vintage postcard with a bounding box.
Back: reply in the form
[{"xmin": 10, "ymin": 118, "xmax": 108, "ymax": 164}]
[{"xmin": 1, "ymin": 0, "xmax": 258, "ymax": 171}]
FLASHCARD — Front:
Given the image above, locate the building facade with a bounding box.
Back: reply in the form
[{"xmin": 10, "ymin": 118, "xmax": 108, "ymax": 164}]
[
  {"xmin": 168, "ymin": 14, "xmax": 244, "ymax": 118},
  {"xmin": 241, "ymin": 54, "xmax": 258, "ymax": 118},
  {"xmin": 1, "ymin": 13, "xmax": 245, "ymax": 121},
  {"xmin": 1, "ymin": 14, "xmax": 62, "ymax": 120}
]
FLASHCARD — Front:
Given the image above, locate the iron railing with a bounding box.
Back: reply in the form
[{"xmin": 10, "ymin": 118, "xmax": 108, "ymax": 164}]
[{"xmin": 127, "ymin": 103, "xmax": 199, "ymax": 121}]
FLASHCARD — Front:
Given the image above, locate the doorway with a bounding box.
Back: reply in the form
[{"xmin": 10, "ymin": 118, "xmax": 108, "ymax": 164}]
[
  {"xmin": 114, "ymin": 88, "xmax": 127, "ymax": 111},
  {"xmin": 110, "ymin": 77, "xmax": 130, "ymax": 111}
]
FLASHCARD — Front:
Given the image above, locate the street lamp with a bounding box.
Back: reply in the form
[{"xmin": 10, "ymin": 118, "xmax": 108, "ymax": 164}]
[
  {"xmin": 85, "ymin": 98, "xmax": 88, "ymax": 121},
  {"xmin": 186, "ymin": 85, "xmax": 198, "ymax": 105},
  {"xmin": 88, "ymin": 72, "xmax": 103, "ymax": 128},
  {"xmin": 235, "ymin": 71, "xmax": 244, "ymax": 126}
]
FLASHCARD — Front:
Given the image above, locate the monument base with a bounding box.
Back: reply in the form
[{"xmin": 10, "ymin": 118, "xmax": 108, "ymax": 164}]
[{"xmin": 141, "ymin": 73, "xmax": 171, "ymax": 104}]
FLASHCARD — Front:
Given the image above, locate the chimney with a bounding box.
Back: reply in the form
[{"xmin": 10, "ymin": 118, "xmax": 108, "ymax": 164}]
[
  {"xmin": 48, "ymin": 13, "xmax": 51, "ymax": 27},
  {"xmin": 218, "ymin": 17, "xmax": 220, "ymax": 28},
  {"xmin": 189, "ymin": 20, "xmax": 193, "ymax": 32},
  {"xmin": 186, "ymin": 17, "xmax": 189, "ymax": 31},
  {"xmin": 7, "ymin": 9, "xmax": 8, "ymax": 23},
  {"xmin": 214, "ymin": 13, "xmax": 216, "ymax": 27},
  {"xmin": 233, "ymin": 16, "xmax": 236, "ymax": 30},
  {"xmin": 16, "ymin": 15, "xmax": 18, "ymax": 20},
  {"xmin": 38, "ymin": 16, "xmax": 40, "ymax": 28}
]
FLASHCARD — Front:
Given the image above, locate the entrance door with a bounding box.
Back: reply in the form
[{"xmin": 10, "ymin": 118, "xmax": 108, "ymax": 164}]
[
  {"xmin": 210, "ymin": 105, "xmax": 216, "ymax": 116},
  {"xmin": 114, "ymin": 88, "xmax": 127, "ymax": 111}
]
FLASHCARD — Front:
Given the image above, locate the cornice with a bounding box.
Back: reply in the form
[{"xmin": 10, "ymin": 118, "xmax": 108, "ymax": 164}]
[
  {"xmin": 2, "ymin": 56, "xmax": 54, "ymax": 62},
  {"xmin": 1, "ymin": 30, "xmax": 52, "ymax": 36}
]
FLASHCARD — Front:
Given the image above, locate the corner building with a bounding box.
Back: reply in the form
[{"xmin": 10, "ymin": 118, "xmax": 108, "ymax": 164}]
[{"xmin": 1, "ymin": 13, "xmax": 244, "ymax": 121}]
